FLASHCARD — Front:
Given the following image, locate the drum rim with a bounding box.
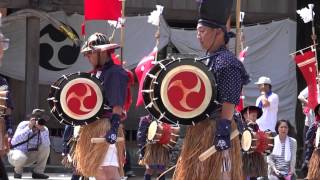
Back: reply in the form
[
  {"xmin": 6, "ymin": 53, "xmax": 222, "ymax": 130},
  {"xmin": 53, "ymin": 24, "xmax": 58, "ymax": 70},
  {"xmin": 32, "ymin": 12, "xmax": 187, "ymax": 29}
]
[
  {"xmin": 153, "ymin": 58, "xmax": 217, "ymax": 125},
  {"xmin": 262, "ymin": 130, "xmax": 274, "ymax": 155},
  {"xmin": 142, "ymin": 59, "xmax": 174, "ymax": 124},
  {"xmin": 50, "ymin": 72, "xmax": 105, "ymax": 126},
  {"xmin": 315, "ymin": 127, "xmax": 320, "ymax": 148},
  {"xmin": 48, "ymin": 75, "xmax": 73, "ymax": 125}
]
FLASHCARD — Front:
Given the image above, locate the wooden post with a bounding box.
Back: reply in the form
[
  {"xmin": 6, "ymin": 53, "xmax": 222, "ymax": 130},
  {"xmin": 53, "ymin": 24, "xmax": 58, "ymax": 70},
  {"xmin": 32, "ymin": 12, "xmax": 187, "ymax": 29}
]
[
  {"xmin": 25, "ymin": 16, "xmax": 40, "ymax": 114},
  {"xmin": 235, "ymin": 0, "xmax": 241, "ymax": 56},
  {"xmin": 120, "ymin": 0, "xmax": 125, "ymax": 64}
]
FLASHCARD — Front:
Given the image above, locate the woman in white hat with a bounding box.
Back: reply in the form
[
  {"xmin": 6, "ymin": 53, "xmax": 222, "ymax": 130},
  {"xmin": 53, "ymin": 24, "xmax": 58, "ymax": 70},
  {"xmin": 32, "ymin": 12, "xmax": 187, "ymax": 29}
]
[{"xmin": 255, "ymin": 76, "xmax": 279, "ymax": 133}]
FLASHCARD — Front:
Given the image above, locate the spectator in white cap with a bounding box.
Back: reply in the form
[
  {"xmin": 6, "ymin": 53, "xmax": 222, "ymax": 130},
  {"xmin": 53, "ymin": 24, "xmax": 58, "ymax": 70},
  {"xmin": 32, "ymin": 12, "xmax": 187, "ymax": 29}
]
[{"xmin": 255, "ymin": 76, "xmax": 279, "ymax": 132}]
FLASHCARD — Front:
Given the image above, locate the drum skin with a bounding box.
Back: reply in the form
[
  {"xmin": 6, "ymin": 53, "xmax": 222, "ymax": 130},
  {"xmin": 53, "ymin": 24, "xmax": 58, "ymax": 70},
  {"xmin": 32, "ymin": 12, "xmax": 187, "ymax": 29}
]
[
  {"xmin": 48, "ymin": 72, "xmax": 105, "ymax": 126},
  {"xmin": 143, "ymin": 58, "xmax": 217, "ymax": 125}
]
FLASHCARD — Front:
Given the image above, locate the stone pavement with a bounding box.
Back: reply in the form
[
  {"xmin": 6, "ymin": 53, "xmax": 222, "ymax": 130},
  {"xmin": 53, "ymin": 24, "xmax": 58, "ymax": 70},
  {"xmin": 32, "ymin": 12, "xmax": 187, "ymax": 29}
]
[
  {"xmin": 7, "ymin": 173, "xmax": 171, "ymax": 180},
  {"xmin": 7, "ymin": 172, "xmax": 307, "ymax": 180}
]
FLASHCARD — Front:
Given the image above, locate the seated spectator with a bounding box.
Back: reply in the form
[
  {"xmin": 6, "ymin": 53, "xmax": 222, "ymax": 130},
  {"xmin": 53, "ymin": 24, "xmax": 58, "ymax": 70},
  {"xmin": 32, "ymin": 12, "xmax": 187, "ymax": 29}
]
[
  {"xmin": 7, "ymin": 109, "xmax": 50, "ymax": 179},
  {"xmin": 267, "ymin": 120, "xmax": 297, "ymax": 180}
]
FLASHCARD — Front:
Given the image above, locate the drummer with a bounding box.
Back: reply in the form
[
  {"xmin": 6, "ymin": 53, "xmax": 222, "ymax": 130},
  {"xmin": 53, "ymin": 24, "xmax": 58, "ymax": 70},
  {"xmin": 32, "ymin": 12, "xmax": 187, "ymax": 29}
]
[
  {"xmin": 137, "ymin": 115, "xmax": 168, "ymax": 180},
  {"xmin": 74, "ymin": 32, "xmax": 130, "ymax": 179},
  {"xmin": 240, "ymin": 106, "xmax": 268, "ymax": 180},
  {"xmin": 241, "ymin": 106, "xmax": 263, "ymax": 132},
  {"xmin": 304, "ymin": 104, "xmax": 320, "ymax": 179},
  {"xmin": 173, "ymin": 0, "xmax": 250, "ymax": 179}
]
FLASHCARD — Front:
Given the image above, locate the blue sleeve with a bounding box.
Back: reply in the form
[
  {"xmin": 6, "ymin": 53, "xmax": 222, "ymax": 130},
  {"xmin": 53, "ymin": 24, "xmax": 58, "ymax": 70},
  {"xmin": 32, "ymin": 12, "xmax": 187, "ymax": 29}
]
[
  {"xmin": 0, "ymin": 76, "xmax": 14, "ymax": 133},
  {"xmin": 5, "ymin": 115, "xmax": 13, "ymax": 134},
  {"xmin": 137, "ymin": 115, "xmax": 151, "ymax": 148},
  {"xmin": 305, "ymin": 125, "xmax": 317, "ymax": 144},
  {"xmin": 0, "ymin": 77, "xmax": 14, "ymax": 109},
  {"xmin": 104, "ymin": 69, "xmax": 128, "ymax": 107},
  {"xmin": 216, "ymin": 66, "xmax": 243, "ymax": 105},
  {"xmin": 62, "ymin": 125, "xmax": 73, "ymax": 154}
]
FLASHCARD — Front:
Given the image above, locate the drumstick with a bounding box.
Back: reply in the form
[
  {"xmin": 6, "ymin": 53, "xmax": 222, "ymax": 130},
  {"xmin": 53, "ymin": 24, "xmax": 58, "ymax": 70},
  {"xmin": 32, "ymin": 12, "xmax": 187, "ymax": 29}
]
[
  {"xmin": 199, "ymin": 130, "xmax": 239, "ymax": 162},
  {"xmin": 91, "ymin": 137, "xmax": 125, "ymax": 143}
]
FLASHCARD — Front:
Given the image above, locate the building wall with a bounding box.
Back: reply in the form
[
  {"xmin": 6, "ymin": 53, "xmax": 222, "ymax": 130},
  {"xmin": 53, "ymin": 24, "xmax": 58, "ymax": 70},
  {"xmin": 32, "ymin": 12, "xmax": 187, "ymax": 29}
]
[{"xmin": 0, "ymin": 0, "xmax": 296, "ymax": 25}]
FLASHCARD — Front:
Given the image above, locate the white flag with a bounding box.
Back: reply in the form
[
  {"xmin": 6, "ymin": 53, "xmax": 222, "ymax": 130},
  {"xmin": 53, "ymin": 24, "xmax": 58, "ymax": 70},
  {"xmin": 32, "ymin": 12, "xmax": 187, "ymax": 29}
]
[
  {"xmin": 297, "ymin": 4, "xmax": 315, "ymax": 23},
  {"xmin": 148, "ymin": 5, "xmax": 164, "ymax": 26}
]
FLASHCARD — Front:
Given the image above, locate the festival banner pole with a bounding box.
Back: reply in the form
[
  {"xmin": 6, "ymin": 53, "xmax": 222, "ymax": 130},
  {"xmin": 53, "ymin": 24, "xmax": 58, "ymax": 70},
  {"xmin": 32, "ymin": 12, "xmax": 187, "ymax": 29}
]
[
  {"xmin": 235, "ymin": 0, "xmax": 241, "ymax": 56},
  {"xmin": 120, "ymin": 0, "xmax": 126, "ymax": 65}
]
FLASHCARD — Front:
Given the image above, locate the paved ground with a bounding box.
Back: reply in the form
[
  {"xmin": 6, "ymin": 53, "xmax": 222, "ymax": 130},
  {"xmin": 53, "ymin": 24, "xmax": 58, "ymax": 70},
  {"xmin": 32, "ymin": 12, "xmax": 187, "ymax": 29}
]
[
  {"xmin": 7, "ymin": 173, "xmax": 169, "ymax": 180},
  {"xmin": 7, "ymin": 172, "xmax": 306, "ymax": 180},
  {"xmin": 8, "ymin": 173, "xmax": 71, "ymax": 180}
]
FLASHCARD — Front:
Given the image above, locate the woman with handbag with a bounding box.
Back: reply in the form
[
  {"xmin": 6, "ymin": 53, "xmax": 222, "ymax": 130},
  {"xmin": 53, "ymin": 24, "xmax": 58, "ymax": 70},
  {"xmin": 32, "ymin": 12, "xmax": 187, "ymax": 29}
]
[{"xmin": 267, "ymin": 120, "xmax": 297, "ymax": 180}]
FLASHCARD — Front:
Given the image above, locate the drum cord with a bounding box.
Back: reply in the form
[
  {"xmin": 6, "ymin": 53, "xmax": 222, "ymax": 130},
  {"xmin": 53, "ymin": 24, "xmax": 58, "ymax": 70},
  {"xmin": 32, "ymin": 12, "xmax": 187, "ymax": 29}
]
[
  {"xmin": 156, "ymin": 164, "xmax": 176, "ymax": 180},
  {"xmin": 136, "ymin": 144, "xmax": 147, "ymax": 156}
]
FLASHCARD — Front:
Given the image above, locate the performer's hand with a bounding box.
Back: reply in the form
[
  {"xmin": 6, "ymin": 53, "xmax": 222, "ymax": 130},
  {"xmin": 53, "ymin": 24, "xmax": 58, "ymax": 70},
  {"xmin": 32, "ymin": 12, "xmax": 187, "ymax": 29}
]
[
  {"xmin": 261, "ymin": 99, "xmax": 270, "ymax": 107},
  {"xmin": 105, "ymin": 114, "xmax": 121, "ymax": 144},
  {"xmin": 105, "ymin": 129, "xmax": 117, "ymax": 144},
  {"xmin": 214, "ymin": 119, "xmax": 231, "ymax": 151}
]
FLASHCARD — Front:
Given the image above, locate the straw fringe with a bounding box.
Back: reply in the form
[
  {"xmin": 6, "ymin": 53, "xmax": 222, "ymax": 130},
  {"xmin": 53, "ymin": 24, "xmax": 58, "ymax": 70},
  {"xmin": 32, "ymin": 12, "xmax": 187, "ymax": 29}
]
[
  {"xmin": 242, "ymin": 152, "xmax": 267, "ymax": 177},
  {"xmin": 307, "ymin": 149, "xmax": 320, "ymax": 180},
  {"xmin": 142, "ymin": 143, "xmax": 170, "ymax": 166},
  {"xmin": 74, "ymin": 119, "xmax": 110, "ymax": 177},
  {"xmin": 173, "ymin": 119, "xmax": 242, "ymax": 180},
  {"xmin": 0, "ymin": 117, "xmax": 7, "ymax": 156},
  {"xmin": 116, "ymin": 126, "xmax": 126, "ymax": 177}
]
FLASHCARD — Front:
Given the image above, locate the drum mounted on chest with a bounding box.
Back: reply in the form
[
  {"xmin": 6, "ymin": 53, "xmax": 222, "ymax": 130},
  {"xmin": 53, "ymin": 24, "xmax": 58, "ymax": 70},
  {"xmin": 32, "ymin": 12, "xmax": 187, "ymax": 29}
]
[
  {"xmin": 241, "ymin": 129, "xmax": 274, "ymax": 155},
  {"xmin": 142, "ymin": 57, "xmax": 217, "ymax": 125},
  {"xmin": 48, "ymin": 72, "xmax": 106, "ymax": 126},
  {"xmin": 147, "ymin": 120, "xmax": 180, "ymax": 149}
]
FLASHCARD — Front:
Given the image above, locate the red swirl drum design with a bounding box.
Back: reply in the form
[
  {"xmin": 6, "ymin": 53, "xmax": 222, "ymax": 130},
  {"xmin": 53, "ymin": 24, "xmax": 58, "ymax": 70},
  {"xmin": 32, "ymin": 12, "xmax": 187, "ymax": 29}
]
[
  {"xmin": 142, "ymin": 57, "xmax": 216, "ymax": 125},
  {"xmin": 48, "ymin": 72, "xmax": 105, "ymax": 125}
]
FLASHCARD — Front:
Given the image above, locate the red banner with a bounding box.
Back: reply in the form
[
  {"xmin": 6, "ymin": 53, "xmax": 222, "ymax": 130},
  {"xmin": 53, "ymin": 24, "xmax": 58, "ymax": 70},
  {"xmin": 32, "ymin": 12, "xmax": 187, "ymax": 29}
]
[
  {"xmin": 236, "ymin": 96, "xmax": 244, "ymax": 112},
  {"xmin": 84, "ymin": 0, "xmax": 122, "ymax": 21},
  {"xmin": 135, "ymin": 48, "xmax": 157, "ymax": 107},
  {"xmin": 295, "ymin": 50, "xmax": 318, "ymax": 109}
]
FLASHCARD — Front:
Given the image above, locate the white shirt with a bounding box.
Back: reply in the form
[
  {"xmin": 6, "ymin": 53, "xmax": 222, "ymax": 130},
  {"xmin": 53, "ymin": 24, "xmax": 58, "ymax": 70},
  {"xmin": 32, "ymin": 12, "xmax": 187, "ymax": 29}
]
[
  {"xmin": 11, "ymin": 121, "xmax": 50, "ymax": 153},
  {"xmin": 255, "ymin": 92, "xmax": 279, "ymax": 132},
  {"xmin": 298, "ymin": 87, "xmax": 320, "ymax": 126}
]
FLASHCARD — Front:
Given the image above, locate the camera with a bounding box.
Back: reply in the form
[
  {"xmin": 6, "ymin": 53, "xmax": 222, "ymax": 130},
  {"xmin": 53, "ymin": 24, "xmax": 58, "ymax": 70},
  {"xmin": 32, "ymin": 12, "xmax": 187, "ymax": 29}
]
[{"xmin": 36, "ymin": 118, "xmax": 46, "ymax": 126}]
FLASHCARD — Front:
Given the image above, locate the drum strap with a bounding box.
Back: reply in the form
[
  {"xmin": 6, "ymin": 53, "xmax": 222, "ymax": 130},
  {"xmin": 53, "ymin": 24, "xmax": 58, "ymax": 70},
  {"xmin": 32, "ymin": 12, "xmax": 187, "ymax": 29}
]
[{"xmin": 10, "ymin": 131, "xmax": 39, "ymax": 149}]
